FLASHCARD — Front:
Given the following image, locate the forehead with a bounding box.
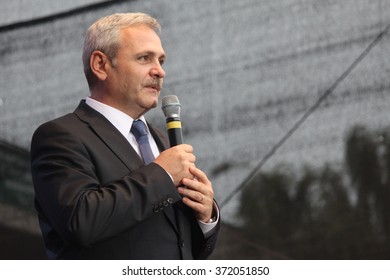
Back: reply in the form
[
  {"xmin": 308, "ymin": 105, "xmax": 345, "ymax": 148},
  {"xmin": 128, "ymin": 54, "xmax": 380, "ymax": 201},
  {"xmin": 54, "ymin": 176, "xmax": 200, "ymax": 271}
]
[{"xmin": 119, "ymin": 25, "xmax": 165, "ymax": 55}]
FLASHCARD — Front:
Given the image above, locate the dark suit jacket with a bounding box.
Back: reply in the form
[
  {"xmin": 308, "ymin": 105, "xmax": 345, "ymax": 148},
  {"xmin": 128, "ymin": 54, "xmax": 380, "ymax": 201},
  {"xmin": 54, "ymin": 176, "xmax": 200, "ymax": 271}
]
[{"xmin": 30, "ymin": 100, "xmax": 219, "ymax": 259}]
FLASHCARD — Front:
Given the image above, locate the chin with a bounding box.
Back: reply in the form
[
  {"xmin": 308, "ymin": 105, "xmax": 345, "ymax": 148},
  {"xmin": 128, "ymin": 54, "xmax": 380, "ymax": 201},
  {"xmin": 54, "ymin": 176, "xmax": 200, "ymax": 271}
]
[
  {"xmin": 150, "ymin": 100, "xmax": 158, "ymax": 108},
  {"xmin": 150, "ymin": 94, "xmax": 160, "ymax": 107},
  {"xmin": 143, "ymin": 98, "xmax": 158, "ymax": 110},
  {"xmin": 141, "ymin": 89, "xmax": 159, "ymax": 108}
]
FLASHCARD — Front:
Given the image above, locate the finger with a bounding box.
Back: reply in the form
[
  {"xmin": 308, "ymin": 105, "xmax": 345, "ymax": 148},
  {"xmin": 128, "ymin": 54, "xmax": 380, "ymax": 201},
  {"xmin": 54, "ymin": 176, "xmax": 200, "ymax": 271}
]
[
  {"xmin": 182, "ymin": 196, "xmax": 202, "ymax": 211},
  {"xmin": 175, "ymin": 145, "xmax": 196, "ymax": 163},
  {"xmin": 178, "ymin": 144, "xmax": 193, "ymax": 153},
  {"xmin": 181, "ymin": 176, "xmax": 202, "ymax": 191},
  {"xmin": 182, "ymin": 173, "xmax": 213, "ymax": 197},
  {"xmin": 181, "ymin": 196, "xmax": 213, "ymax": 222},
  {"xmin": 188, "ymin": 154, "xmax": 196, "ymax": 163},
  {"xmin": 178, "ymin": 186, "xmax": 205, "ymax": 202},
  {"xmin": 189, "ymin": 166, "xmax": 209, "ymax": 184}
]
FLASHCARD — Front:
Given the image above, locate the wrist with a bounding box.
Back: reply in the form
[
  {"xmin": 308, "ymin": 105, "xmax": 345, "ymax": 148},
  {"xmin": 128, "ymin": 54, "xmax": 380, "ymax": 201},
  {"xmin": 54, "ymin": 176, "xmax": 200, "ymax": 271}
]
[{"xmin": 205, "ymin": 217, "xmax": 216, "ymax": 223}]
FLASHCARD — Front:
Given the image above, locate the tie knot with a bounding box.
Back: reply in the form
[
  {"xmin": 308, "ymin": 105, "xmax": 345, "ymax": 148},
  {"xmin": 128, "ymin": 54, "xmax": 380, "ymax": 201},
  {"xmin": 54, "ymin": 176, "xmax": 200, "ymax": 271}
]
[{"xmin": 131, "ymin": 120, "xmax": 148, "ymax": 140}]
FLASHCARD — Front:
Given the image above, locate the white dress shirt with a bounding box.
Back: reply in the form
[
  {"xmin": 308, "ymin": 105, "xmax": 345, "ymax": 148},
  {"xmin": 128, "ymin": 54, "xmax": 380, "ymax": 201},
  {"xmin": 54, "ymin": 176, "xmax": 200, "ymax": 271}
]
[
  {"xmin": 85, "ymin": 97, "xmax": 218, "ymax": 236},
  {"xmin": 85, "ymin": 97, "xmax": 159, "ymax": 159}
]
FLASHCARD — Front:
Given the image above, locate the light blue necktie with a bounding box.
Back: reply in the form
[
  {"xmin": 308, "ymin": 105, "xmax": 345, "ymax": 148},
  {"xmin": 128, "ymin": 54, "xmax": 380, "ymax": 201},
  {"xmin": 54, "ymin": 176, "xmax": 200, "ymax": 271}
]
[{"xmin": 131, "ymin": 120, "xmax": 155, "ymax": 165}]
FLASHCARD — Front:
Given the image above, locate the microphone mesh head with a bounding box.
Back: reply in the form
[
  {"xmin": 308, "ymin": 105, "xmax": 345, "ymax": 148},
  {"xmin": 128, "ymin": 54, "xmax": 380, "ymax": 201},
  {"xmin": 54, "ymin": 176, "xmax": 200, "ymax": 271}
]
[{"xmin": 161, "ymin": 95, "xmax": 181, "ymax": 118}]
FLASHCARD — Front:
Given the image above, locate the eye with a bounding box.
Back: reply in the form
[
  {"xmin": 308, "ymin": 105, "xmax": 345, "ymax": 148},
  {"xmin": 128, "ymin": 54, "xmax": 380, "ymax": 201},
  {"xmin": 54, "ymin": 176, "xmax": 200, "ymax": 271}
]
[
  {"xmin": 159, "ymin": 58, "xmax": 165, "ymax": 66},
  {"xmin": 138, "ymin": 55, "xmax": 149, "ymax": 62}
]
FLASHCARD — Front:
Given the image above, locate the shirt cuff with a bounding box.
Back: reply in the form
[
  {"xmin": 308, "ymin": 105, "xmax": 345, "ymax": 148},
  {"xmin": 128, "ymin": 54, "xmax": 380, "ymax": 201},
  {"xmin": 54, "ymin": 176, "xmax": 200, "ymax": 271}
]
[{"xmin": 198, "ymin": 201, "xmax": 220, "ymax": 238}]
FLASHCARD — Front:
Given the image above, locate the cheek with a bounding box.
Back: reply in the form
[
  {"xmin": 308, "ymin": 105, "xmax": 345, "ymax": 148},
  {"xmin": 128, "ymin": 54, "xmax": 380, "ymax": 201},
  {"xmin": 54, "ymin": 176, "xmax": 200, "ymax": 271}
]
[{"xmin": 122, "ymin": 75, "xmax": 138, "ymax": 92}]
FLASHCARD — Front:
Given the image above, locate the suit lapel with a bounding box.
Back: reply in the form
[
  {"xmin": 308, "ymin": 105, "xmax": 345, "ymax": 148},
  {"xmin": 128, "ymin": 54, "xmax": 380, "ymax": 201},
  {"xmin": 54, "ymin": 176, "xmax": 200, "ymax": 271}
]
[
  {"xmin": 73, "ymin": 100, "xmax": 144, "ymax": 171},
  {"xmin": 74, "ymin": 100, "xmax": 180, "ymax": 234}
]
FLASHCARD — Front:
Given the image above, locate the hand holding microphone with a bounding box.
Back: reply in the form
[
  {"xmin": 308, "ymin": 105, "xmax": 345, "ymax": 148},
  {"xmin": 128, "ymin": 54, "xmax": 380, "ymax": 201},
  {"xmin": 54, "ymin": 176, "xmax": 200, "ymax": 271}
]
[
  {"xmin": 154, "ymin": 95, "xmax": 194, "ymax": 185},
  {"xmin": 154, "ymin": 95, "xmax": 214, "ymax": 223},
  {"xmin": 154, "ymin": 144, "xmax": 196, "ymax": 186}
]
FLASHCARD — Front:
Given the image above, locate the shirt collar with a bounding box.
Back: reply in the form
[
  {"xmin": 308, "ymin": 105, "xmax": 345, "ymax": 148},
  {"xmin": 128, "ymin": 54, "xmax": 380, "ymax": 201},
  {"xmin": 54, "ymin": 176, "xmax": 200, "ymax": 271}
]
[{"xmin": 85, "ymin": 97, "xmax": 148, "ymax": 138}]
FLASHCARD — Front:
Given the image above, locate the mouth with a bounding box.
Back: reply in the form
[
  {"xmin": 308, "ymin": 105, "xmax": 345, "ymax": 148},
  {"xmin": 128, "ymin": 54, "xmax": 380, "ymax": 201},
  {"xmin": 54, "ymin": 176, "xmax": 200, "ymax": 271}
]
[
  {"xmin": 147, "ymin": 85, "xmax": 161, "ymax": 91},
  {"xmin": 143, "ymin": 80, "xmax": 162, "ymax": 92}
]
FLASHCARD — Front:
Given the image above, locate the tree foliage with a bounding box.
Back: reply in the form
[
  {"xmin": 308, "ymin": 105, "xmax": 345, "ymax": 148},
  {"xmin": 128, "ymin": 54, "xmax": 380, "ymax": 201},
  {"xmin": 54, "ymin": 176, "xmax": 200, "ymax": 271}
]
[{"xmin": 237, "ymin": 125, "xmax": 390, "ymax": 259}]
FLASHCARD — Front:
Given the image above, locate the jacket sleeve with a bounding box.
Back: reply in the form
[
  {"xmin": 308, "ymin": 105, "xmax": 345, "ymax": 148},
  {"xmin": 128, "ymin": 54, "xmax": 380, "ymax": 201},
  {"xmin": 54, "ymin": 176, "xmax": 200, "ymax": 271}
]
[
  {"xmin": 31, "ymin": 120, "xmax": 182, "ymax": 247},
  {"xmin": 194, "ymin": 203, "xmax": 221, "ymax": 259}
]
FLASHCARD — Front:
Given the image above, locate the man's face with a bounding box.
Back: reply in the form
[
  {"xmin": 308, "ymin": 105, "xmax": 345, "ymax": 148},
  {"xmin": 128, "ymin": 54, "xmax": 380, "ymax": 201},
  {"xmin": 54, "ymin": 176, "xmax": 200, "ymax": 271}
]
[{"xmin": 107, "ymin": 25, "xmax": 166, "ymax": 118}]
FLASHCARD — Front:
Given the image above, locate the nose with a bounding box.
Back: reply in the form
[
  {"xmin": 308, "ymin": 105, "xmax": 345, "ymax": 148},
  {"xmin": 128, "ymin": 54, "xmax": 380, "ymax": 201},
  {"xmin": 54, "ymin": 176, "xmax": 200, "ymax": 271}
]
[{"xmin": 150, "ymin": 61, "xmax": 165, "ymax": 79}]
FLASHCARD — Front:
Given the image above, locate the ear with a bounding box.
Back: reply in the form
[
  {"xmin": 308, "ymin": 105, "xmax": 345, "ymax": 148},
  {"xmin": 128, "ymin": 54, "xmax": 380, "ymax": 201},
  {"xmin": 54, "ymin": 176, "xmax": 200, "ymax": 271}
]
[{"xmin": 90, "ymin": 51, "xmax": 110, "ymax": 81}]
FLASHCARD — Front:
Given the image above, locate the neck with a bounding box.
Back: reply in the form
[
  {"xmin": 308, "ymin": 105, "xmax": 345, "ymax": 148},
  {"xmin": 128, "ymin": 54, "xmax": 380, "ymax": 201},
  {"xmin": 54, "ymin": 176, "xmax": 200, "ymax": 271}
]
[{"xmin": 89, "ymin": 93, "xmax": 148, "ymax": 120}]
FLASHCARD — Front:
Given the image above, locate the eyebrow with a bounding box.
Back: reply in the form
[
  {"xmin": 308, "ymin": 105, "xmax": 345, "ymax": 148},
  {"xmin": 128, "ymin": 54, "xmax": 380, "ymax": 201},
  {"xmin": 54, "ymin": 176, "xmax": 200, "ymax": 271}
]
[{"xmin": 137, "ymin": 50, "xmax": 166, "ymax": 58}]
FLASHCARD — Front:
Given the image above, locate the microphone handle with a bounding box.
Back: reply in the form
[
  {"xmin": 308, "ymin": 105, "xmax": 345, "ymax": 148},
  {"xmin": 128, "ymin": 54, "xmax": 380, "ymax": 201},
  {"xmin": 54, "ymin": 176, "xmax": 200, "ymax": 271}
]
[{"xmin": 166, "ymin": 117, "xmax": 183, "ymax": 147}]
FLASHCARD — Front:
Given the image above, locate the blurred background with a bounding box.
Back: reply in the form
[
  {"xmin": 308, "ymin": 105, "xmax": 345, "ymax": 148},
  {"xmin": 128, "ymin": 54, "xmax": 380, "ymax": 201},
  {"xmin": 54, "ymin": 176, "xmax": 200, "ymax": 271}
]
[{"xmin": 1, "ymin": 0, "xmax": 390, "ymax": 259}]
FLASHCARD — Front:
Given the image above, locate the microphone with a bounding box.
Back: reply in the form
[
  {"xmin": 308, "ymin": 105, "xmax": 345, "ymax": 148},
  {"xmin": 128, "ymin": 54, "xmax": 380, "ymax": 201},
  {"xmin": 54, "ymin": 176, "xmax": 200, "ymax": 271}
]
[{"xmin": 161, "ymin": 95, "xmax": 183, "ymax": 147}]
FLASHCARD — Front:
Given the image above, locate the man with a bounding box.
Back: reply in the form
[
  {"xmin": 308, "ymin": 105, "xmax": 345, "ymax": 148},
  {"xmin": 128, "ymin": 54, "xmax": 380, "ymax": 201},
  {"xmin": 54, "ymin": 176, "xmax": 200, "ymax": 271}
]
[{"xmin": 31, "ymin": 13, "xmax": 220, "ymax": 259}]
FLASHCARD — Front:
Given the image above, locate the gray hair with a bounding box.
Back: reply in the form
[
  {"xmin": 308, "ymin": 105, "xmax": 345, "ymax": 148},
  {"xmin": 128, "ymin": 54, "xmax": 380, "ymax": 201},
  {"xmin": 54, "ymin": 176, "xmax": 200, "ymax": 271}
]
[{"xmin": 82, "ymin": 13, "xmax": 161, "ymax": 88}]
